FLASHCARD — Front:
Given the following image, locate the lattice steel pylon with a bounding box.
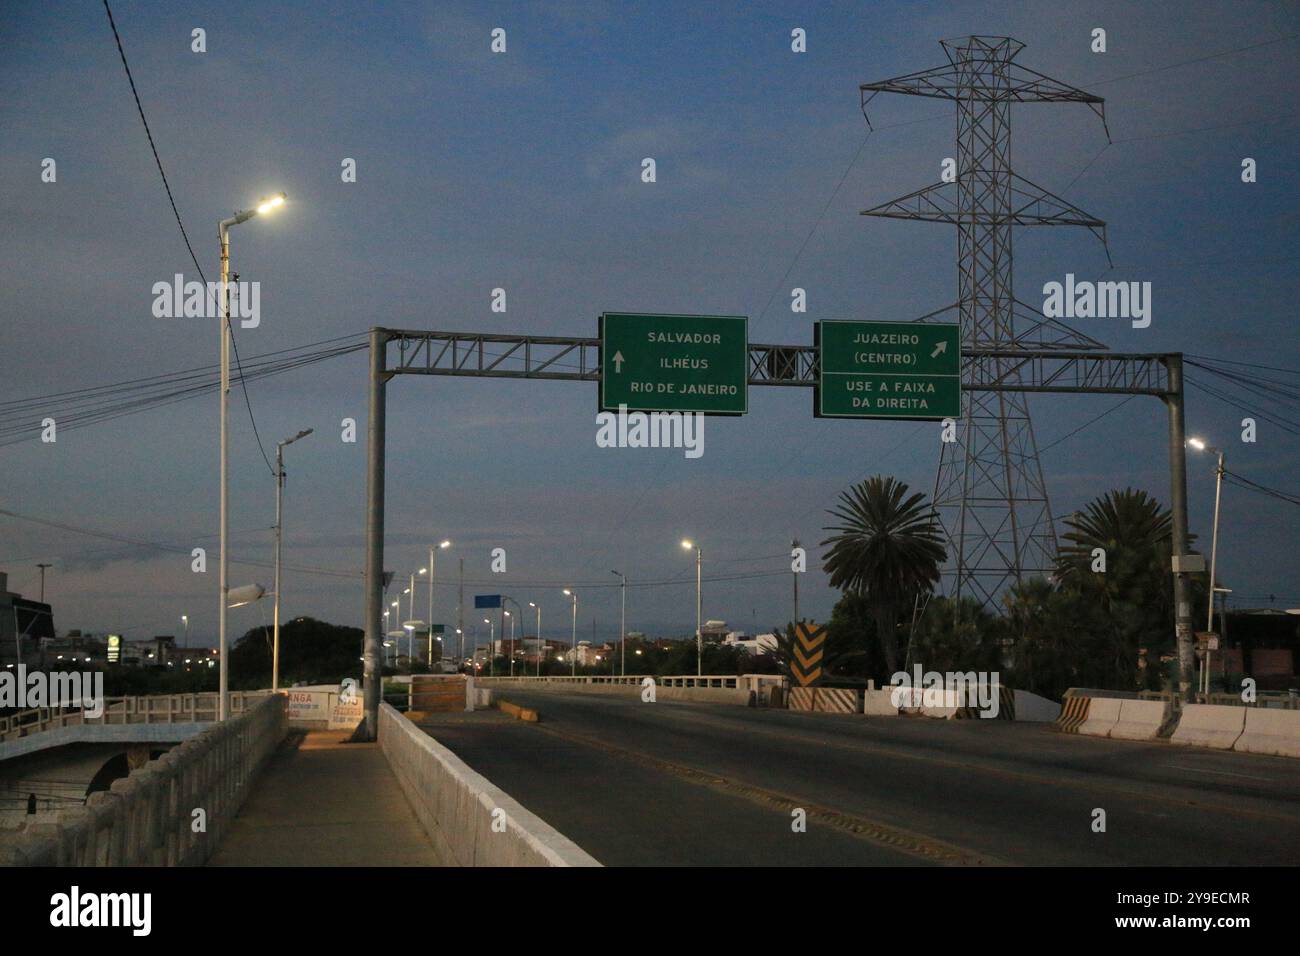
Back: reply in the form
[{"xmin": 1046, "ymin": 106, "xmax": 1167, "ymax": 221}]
[{"xmin": 860, "ymin": 36, "xmax": 1110, "ymax": 606}]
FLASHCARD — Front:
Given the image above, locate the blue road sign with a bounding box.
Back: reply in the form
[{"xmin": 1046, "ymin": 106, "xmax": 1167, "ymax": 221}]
[{"xmin": 474, "ymin": 594, "xmax": 502, "ymax": 609}]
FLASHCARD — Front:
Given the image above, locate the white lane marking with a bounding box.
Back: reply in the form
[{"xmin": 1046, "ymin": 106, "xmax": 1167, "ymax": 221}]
[{"xmin": 1162, "ymin": 764, "xmax": 1272, "ymax": 782}]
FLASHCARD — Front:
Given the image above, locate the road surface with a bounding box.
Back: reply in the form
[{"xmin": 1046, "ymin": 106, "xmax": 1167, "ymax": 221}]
[{"xmin": 416, "ymin": 690, "xmax": 1300, "ymax": 866}]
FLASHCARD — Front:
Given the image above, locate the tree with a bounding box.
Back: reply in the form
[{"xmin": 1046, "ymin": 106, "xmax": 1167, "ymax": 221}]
[
  {"xmin": 1055, "ymin": 488, "xmax": 1189, "ymax": 691},
  {"xmin": 909, "ymin": 596, "xmax": 1004, "ymax": 676},
  {"xmin": 227, "ymin": 617, "xmax": 364, "ymax": 688},
  {"xmin": 821, "ymin": 476, "xmax": 946, "ymax": 676}
]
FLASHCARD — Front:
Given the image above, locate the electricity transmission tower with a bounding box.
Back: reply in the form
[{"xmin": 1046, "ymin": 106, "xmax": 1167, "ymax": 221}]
[{"xmin": 860, "ymin": 36, "xmax": 1110, "ymax": 606}]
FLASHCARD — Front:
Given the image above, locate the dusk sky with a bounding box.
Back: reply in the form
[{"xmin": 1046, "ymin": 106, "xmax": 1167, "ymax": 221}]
[{"xmin": 2, "ymin": 0, "xmax": 1297, "ymax": 647}]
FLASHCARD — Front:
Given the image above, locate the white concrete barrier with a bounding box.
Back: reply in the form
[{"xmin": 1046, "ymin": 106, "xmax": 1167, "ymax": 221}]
[
  {"xmin": 1171, "ymin": 704, "xmax": 1246, "ymax": 750},
  {"xmin": 1012, "ymin": 690, "xmax": 1061, "ymax": 723},
  {"xmin": 862, "ymin": 689, "xmax": 900, "ymax": 716},
  {"xmin": 1109, "ymin": 699, "xmax": 1170, "ymax": 740},
  {"xmin": 1077, "ymin": 697, "xmax": 1123, "ymax": 737},
  {"xmin": 481, "ymin": 677, "xmax": 750, "ymax": 706},
  {"xmin": 1234, "ymin": 708, "xmax": 1300, "ymax": 758},
  {"xmin": 378, "ymin": 703, "xmax": 599, "ymax": 867}
]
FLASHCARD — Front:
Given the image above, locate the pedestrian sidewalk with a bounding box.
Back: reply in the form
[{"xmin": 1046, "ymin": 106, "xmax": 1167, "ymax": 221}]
[{"xmin": 208, "ymin": 730, "xmax": 442, "ymax": 866}]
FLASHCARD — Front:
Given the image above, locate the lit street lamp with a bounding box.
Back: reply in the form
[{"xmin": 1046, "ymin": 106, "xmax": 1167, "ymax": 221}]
[
  {"xmin": 563, "ymin": 589, "xmax": 578, "ymax": 675},
  {"xmin": 529, "ymin": 602, "xmax": 541, "ymax": 676},
  {"xmin": 273, "ymin": 427, "xmax": 313, "ymax": 692},
  {"xmin": 218, "ymin": 192, "xmax": 287, "ymax": 720},
  {"xmin": 427, "ymin": 540, "xmax": 452, "ymax": 666},
  {"xmin": 682, "ymin": 540, "xmax": 702, "ymax": 676},
  {"xmin": 611, "ymin": 570, "xmax": 626, "ymax": 676},
  {"xmin": 1189, "ymin": 436, "xmax": 1228, "ymax": 695}
]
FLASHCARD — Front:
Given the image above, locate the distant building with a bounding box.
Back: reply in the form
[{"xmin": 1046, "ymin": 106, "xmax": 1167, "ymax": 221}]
[{"xmin": 724, "ymin": 632, "xmax": 778, "ymax": 656}]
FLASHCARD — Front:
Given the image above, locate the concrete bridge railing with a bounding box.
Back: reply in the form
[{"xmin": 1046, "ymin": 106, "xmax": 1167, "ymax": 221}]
[
  {"xmin": 3, "ymin": 694, "xmax": 287, "ymax": 866},
  {"xmin": 476, "ymin": 673, "xmax": 786, "ymax": 706},
  {"xmin": 0, "ymin": 691, "xmax": 271, "ymax": 743}
]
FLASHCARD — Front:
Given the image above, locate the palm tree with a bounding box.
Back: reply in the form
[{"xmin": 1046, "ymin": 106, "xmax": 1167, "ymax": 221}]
[
  {"xmin": 1055, "ymin": 488, "xmax": 1187, "ymax": 690},
  {"xmin": 1056, "ymin": 488, "xmax": 1174, "ymax": 595},
  {"xmin": 820, "ymin": 476, "xmax": 946, "ymax": 674}
]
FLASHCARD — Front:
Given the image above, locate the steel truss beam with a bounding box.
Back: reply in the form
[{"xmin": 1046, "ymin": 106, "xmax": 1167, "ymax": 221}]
[{"xmin": 383, "ymin": 329, "xmax": 1172, "ymax": 396}]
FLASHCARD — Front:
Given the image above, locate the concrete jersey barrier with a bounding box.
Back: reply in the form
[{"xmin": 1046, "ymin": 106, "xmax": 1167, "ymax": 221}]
[
  {"xmin": 1052, "ymin": 696, "xmax": 1090, "ymax": 733},
  {"xmin": 1077, "ymin": 697, "xmax": 1122, "ymax": 738},
  {"xmin": 1234, "ymin": 708, "xmax": 1300, "ymax": 758},
  {"xmin": 1171, "ymin": 704, "xmax": 1246, "ymax": 750},
  {"xmin": 862, "ymin": 689, "xmax": 900, "ymax": 716},
  {"xmin": 378, "ymin": 703, "xmax": 599, "ymax": 867},
  {"xmin": 1108, "ymin": 699, "xmax": 1170, "ymax": 740}
]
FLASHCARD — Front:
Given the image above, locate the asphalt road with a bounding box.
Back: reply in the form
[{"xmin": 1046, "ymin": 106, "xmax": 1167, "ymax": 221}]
[{"xmin": 416, "ymin": 690, "xmax": 1300, "ymax": 866}]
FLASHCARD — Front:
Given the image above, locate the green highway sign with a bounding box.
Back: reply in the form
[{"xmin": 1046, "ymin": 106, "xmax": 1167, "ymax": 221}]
[
  {"xmin": 600, "ymin": 313, "xmax": 748, "ymax": 414},
  {"xmin": 815, "ymin": 319, "xmax": 961, "ymax": 420}
]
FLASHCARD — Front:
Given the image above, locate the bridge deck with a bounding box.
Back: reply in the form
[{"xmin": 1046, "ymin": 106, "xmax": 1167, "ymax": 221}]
[{"xmin": 208, "ymin": 730, "xmax": 442, "ymax": 867}]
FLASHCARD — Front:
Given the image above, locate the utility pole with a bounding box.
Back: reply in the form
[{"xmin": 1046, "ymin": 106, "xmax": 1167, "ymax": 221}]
[
  {"xmin": 611, "ymin": 570, "xmax": 626, "ymax": 676},
  {"xmin": 790, "ymin": 538, "xmax": 800, "ymax": 626},
  {"xmin": 1164, "ymin": 355, "xmax": 1197, "ymax": 698},
  {"xmin": 273, "ymin": 428, "xmax": 313, "ymax": 693},
  {"xmin": 458, "ymin": 557, "xmax": 464, "ymax": 667},
  {"xmin": 35, "ymin": 564, "xmax": 52, "ymax": 603}
]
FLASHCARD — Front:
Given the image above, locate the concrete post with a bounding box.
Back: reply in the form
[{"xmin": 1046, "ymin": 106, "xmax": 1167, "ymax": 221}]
[
  {"xmin": 1164, "ymin": 355, "xmax": 1195, "ymax": 698},
  {"xmin": 363, "ymin": 328, "xmax": 389, "ymax": 740}
]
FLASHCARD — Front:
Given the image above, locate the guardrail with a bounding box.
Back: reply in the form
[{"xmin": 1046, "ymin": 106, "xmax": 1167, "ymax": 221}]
[
  {"xmin": 475, "ymin": 674, "xmax": 764, "ymax": 689},
  {"xmin": 2, "ymin": 694, "xmax": 287, "ymax": 866},
  {"xmin": 0, "ymin": 692, "xmax": 270, "ymax": 743}
]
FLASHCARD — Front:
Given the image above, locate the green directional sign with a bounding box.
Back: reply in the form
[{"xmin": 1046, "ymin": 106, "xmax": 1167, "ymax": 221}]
[
  {"xmin": 815, "ymin": 319, "xmax": 961, "ymax": 420},
  {"xmin": 600, "ymin": 313, "xmax": 748, "ymax": 415}
]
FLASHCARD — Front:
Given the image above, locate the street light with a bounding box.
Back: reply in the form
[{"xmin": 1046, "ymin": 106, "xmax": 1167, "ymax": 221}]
[
  {"xmin": 1189, "ymin": 436, "xmax": 1227, "ymax": 695},
  {"xmin": 427, "ymin": 540, "xmax": 452, "ymax": 666},
  {"xmin": 611, "ymin": 570, "xmax": 626, "ymax": 677},
  {"xmin": 563, "ymin": 589, "xmax": 577, "ymax": 676},
  {"xmin": 181, "ymin": 614, "xmax": 189, "ymax": 646},
  {"xmin": 218, "ymin": 192, "xmax": 287, "ymax": 720},
  {"xmin": 272, "ymin": 427, "xmax": 313, "ymax": 693},
  {"xmin": 682, "ymin": 540, "xmax": 702, "ymax": 676},
  {"xmin": 529, "ymin": 602, "xmax": 541, "ymax": 676},
  {"xmin": 483, "ymin": 617, "xmax": 495, "ymax": 675}
]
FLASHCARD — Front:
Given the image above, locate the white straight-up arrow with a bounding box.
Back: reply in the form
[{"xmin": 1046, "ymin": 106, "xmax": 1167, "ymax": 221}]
[
  {"xmin": 930, "ymin": 341, "xmax": 948, "ymax": 359},
  {"xmin": 612, "ymin": 351, "xmax": 625, "ymax": 373}
]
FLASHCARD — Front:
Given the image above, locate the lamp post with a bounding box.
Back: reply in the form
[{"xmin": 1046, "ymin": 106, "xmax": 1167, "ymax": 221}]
[
  {"xmin": 682, "ymin": 540, "xmax": 702, "ymax": 676},
  {"xmin": 181, "ymin": 614, "xmax": 189, "ymax": 647},
  {"xmin": 272, "ymin": 428, "xmax": 313, "ymax": 692},
  {"xmin": 483, "ymin": 618, "xmax": 494, "ymax": 675},
  {"xmin": 529, "ymin": 602, "xmax": 541, "ymax": 676},
  {"xmin": 218, "ymin": 192, "xmax": 286, "ymax": 720},
  {"xmin": 563, "ymin": 589, "xmax": 577, "ymax": 675},
  {"xmin": 610, "ymin": 571, "xmax": 626, "ymax": 677},
  {"xmin": 225, "ymin": 583, "xmax": 267, "ymax": 710},
  {"xmin": 1189, "ymin": 437, "xmax": 1227, "ymax": 696},
  {"xmin": 503, "ymin": 597, "xmax": 523, "ymax": 676},
  {"xmin": 427, "ymin": 540, "xmax": 451, "ymax": 665}
]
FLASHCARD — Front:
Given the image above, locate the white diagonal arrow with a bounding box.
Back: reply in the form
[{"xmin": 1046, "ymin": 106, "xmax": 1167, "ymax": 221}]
[
  {"xmin": 930, "ymin": 341, "xmax": 948, "ymax": 359},
  {"xmin": 612, "ymin": 350, "xmax": 625, "ymax": 373}
]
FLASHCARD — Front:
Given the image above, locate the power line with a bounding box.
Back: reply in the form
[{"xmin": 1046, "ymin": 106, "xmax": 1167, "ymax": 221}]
[
  {"xmin": 1222, "ymin": 470, "xmax": 1300, "ymax": 507},
  {"xmin": 101, "ymin": 0, "xmax": 275, "ymax": 476},
  {"xmin": 1090, "ymin": 33, "xmax": 1300, "ymax": 87}
]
